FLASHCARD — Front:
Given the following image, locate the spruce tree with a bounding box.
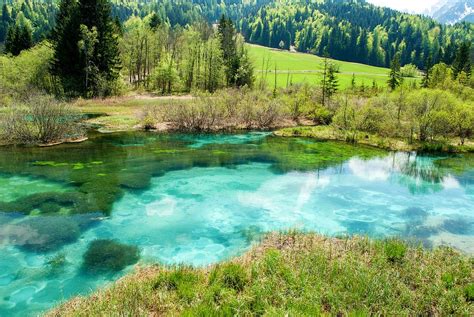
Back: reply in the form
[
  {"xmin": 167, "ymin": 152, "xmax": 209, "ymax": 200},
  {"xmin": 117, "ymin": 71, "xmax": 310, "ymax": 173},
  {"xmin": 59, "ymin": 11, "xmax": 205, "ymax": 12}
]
[
  {"xmin": 452, "ymin": 42, "xmax": 471, "ymax": 79},
  {"xmin": 52, "ymin": 0, "xmax": 120, "ymax": 96},
  {"xmin": 51, "ymin": 0, "xmax": 82, "ymax": 94},
  {"xmin": 388, "ymin": 53, "xmax": 402, "ymax": 90},
  {"xmin": 78, "ymin": 0, "xmax": 121, "ymax": 94},
  {"xmin": 4, "ymin": 15, "xmax": 33, "ymax": 56}
]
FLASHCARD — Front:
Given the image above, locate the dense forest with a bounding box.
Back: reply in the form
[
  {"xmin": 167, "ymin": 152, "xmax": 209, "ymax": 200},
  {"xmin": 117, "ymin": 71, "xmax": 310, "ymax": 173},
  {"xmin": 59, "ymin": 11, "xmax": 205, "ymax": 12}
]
[{"xmin": 1, "ymin": 0, "xmax": 473, "ymax": 69}]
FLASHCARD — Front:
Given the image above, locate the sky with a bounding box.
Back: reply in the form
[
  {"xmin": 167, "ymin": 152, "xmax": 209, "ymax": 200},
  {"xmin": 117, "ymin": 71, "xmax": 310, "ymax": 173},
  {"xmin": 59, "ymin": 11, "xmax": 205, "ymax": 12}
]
[{"xmin": 366, "ymin": 0, "xmax": 440, "ymax": 13}]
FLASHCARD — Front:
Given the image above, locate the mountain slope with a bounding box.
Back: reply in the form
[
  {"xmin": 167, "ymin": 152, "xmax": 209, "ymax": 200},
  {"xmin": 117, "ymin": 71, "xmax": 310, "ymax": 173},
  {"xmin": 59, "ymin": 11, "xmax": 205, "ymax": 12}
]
[{"xmin": 431, "ymin": 0, "xmax": 474, "ymax": 24}]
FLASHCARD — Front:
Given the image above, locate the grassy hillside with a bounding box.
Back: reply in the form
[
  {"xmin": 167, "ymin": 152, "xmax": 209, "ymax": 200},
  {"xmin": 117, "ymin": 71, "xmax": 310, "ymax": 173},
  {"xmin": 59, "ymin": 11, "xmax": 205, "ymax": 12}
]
[
  {"xmin": 247, "ymin": 44, "xmax": 419, "ymax": 89},
  {"xmin": 49, "ymin": 233, "xmax": 474, "ymax": 316}
]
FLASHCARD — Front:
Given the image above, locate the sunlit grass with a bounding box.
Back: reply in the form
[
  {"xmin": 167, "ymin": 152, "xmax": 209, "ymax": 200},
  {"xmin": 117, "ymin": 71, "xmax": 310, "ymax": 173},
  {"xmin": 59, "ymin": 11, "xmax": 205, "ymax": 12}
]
[{"xmin": 49, "ymin": 233, "xmax": 474, "ymax": 316}]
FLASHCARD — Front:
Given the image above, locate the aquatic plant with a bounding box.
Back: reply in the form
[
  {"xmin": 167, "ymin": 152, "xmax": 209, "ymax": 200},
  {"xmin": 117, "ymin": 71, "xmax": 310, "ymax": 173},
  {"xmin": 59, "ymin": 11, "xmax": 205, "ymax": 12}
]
[
  {"xmin": 82, "ymin": 239, "xmax": 140, "ymax": 274},
  {"xmin": 442, "ymin": 218, "xmax": 473, "ymax": 235},
  {"xmin": 18, "ymin": 216, "xmax": 81, "ymax": 253}
]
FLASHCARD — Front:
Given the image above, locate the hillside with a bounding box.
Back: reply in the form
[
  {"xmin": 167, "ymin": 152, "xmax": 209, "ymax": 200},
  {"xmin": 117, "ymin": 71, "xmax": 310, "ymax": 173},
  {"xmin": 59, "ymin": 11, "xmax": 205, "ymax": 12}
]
[
  {"xmin": 1, "ymin": 0, "xmax": 473, "ymax": 69},
  {"xmin": 247, "ymin": 44, "xmax": 419, "ymax": 89}
]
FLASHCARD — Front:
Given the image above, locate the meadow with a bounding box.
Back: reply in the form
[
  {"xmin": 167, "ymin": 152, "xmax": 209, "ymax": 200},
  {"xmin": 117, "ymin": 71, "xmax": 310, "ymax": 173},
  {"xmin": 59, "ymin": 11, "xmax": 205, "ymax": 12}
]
[{"xmin": 247, "ymin": 44, "xmax": 420, "ymax": 89}]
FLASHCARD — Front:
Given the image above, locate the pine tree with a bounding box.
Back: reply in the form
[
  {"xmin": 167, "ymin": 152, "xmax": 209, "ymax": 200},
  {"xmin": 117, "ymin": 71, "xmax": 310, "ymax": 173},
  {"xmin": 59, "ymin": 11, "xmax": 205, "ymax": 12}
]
[
  {"xmin": 79, "ymin": 0, "xmax": 121, "ymax": 93},
  {"xmin": 51, "ymin": 0, "xmax": 82, "ymax": 94},
  {"xmin": 52, "ymin": 0, "xmax": 121, "ymax": 96},
  {"xmin": 452, "ymin": 42, "xmax": 471, "ymax": 79},
  {"xmin": 321, "ymin": 54, "xmax": 338, "ymax": 107},
  {"xmin": 421, "ymin": 54, "xmax": 433, "ymax": 88},
  {"xmin": 4, "ymin": 14, "xmax": 33, "ymax": 56},
  {"xmin": 388, "ymin": 53, "xmax": 402, "ymax": 90}
]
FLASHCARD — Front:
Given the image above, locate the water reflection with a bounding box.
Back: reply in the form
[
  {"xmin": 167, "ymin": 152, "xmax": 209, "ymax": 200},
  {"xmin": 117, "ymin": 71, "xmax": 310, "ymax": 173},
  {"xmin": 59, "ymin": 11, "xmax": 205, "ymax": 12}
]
[{"xmin": 0, "ymin": 133, "xmax": 473, "ymax": 316}]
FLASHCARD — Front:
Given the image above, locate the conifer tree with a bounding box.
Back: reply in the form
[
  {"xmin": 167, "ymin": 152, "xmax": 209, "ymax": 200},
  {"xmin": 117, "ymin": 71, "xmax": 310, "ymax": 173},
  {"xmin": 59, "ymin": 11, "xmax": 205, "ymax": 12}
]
[
  {"xmin": 452, "ymin": 42, "xmax": 471, "ymax": 79},
  {"xmin": 4, "ymin": 14, "xmax": 32, "ymax": 55},
  {"xmin": 388, "ymin": 53, "xmax": 402, "ymax": 90}
]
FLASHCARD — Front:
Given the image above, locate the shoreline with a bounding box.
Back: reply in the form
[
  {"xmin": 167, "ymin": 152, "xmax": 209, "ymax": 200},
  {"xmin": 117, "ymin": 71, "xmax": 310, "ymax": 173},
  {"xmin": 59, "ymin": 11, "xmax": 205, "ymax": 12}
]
[
  {"xmin": 274, "ymin": 126, "xmax": 474, "ymax": 153},
  {"xmin": 47, "ymin": 232, "xmax": 474, "ymax": 316}
]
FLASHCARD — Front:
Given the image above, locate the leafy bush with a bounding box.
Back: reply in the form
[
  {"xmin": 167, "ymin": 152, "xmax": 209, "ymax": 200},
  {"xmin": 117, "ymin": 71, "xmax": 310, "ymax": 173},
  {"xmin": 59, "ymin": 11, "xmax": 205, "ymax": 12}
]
[
  {"xmin": 144, "ymin": 89, "xmax": 285, "ymax": 131},
  {"xmin": 400, "ymin": 64, "xmax": 421, "ymax": 78},
  {"xmin": 82, "ymin": 239, "xmax": 140, "ymax": 274},
  {"xmin": 0, "ymin": 94, "xmax": 85, "ymax": 145},
  {"xmin": 384, "ymin": 239, "xmax": 407, "ymax": 263}
]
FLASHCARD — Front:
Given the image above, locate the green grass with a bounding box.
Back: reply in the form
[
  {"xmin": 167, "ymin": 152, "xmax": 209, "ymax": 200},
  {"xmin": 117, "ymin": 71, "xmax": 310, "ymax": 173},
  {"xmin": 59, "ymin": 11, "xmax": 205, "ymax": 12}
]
[
  {"xmin": 48, "ymin": 233, "xmax": 474, "ymax": 316},
  {"xmin": 247, "ymin": 44, "xmax": 420, "ymax": 89}
]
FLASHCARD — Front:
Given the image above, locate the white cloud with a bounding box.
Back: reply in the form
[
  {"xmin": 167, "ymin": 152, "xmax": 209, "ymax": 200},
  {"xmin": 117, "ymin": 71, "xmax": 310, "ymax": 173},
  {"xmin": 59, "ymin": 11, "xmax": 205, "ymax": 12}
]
[{"xmin": 366, "ymin": 0, "xmax": 439, "ymax": 13}]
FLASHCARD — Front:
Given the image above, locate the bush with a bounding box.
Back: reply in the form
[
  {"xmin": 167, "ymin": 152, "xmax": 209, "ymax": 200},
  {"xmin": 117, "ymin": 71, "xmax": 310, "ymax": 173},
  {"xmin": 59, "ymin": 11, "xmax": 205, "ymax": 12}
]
[
  {"xmin": 400, "ymin": 64, "xmax": 421, "ymax": 78},
  {"xmin": 384, "ymin": 239, "xmax": 407, "ymax": 263},
  {"xmin": 82, "ymin": 239, "xmax": 140, "ymax": 274},
  {"xmin": 0, "ymin": 94, "xmax": 85, "ymax": 145},
  {"xmin": 144, "ymin": 89, "xmax": 285, "ymax": 131}
]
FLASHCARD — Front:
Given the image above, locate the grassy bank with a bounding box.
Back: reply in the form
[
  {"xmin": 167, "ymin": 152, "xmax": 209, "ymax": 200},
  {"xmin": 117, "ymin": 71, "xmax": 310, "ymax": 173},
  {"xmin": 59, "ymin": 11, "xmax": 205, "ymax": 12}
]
[
  {"xmin": 247, "ymin": 44, "xmax": 421, "ymax": 89},
  {"xmin": 275, "ymin": 126, "xmax": 474, "ymax": 153},
  {"xmin": 49, "ymin": 233, "xmax": 473, "ymax": 316}
]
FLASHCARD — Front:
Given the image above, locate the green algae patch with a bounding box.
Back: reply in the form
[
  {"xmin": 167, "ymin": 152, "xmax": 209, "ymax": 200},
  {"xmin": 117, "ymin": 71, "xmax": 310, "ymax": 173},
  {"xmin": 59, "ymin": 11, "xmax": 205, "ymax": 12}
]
[
  {"xmin": 82, "ymin": 239, "xmax": 140, "ymax": 274},
  {"xmin": 33, "ymin": 161, "xmax": 69, "ymax": 167}
]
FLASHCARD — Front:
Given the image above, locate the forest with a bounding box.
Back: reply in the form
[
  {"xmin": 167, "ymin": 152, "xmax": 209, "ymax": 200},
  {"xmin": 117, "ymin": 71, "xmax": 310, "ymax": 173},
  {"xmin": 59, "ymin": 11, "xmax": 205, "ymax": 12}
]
[{"xmin": 1, "ymin": 0, "xmax": 474, "ymax": 68}]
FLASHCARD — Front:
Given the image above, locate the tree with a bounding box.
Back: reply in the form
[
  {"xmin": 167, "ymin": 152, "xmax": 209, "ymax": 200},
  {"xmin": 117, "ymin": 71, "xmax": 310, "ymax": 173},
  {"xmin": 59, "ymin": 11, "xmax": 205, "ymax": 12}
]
[
  {"xmin": 421, "ymin": 54, "xmax": 433, "ymax": 88},
  {"xmin": 218, "ymin": 15, "xmax": 253, "ymax": 88},
  {"xmin": 452, "ymin": 42, "xmax": 471, "ymax": 79},
  {"xmin": 52, "ymin": 0, "xmax": 121, "ymax": 97},
  {"xmin": 320, "ymin": 55, "xmax": 338, "ymax": 107},
  {"xmin": 78, "ymin": 25, "xmax": 99, "ymax": 96},
  {"xmin": 388, "ymin": 53, "xmax": 402, "ymax": 90},
  {"xmin": 4, "ymin": 14, "xmax": 33, "ymax": 56}
]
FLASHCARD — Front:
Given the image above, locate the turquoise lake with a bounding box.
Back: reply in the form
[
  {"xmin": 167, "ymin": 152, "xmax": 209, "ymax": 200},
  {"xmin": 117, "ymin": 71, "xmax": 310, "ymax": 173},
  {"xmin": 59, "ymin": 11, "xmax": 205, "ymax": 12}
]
[{"xmin": 0, "ymin": 132, "xmax": 473, "ymax": 316}]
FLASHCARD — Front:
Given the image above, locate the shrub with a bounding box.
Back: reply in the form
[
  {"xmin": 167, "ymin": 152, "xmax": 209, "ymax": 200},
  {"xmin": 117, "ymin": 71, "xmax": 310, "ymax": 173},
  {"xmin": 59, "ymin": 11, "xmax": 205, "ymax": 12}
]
[
  {"xmin": 18, "ymin": 216, "xmax": 81, "ymax": 253},
  {"xmin": 82, "ymin": 239, "xmax": 140, "ymax": 274},
  {"xmin": 384, "ymin": 239, "xmax": 407, "ymax": 263},
  {"xmin": 0, "ymin": 94, "xmax": 85, "ymax": 145}
]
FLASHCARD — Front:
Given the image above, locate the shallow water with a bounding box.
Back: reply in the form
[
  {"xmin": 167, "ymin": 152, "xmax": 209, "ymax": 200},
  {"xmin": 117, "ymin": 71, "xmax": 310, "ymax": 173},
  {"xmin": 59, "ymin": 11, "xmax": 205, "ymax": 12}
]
[{"xmin": 0, "ymin": 132, "xmax": 473, "ymax": 316}]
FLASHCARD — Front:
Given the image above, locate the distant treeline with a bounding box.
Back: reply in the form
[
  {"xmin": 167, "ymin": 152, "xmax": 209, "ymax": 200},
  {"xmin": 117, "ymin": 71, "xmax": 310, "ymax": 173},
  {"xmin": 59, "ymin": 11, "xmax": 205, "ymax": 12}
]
[{"xmin": 1, "ymin": 0, "xmax": 473, "ymax": 68}]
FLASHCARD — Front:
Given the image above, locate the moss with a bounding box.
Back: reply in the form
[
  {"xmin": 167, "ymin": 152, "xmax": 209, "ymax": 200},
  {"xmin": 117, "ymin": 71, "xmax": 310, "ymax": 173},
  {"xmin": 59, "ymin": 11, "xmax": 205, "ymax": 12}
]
[
  {"xmin": 119, "ymin": 173, "xmax": 151, "ymax": 190},
  {"xmin": 18, "ymin": 216, "xmax": 81, "ymax": 253},
  {"xmin": 82, "ymin": 239, "xmax": 140, "ymax": 274}
]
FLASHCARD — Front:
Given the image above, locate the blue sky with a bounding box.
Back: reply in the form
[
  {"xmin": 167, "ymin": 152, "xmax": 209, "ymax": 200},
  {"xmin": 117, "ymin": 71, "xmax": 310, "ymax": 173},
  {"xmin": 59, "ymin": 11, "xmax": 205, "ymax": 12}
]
[{"xmin": 366, "ymin": 0, "xmax": 439, "ymax": 13}]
